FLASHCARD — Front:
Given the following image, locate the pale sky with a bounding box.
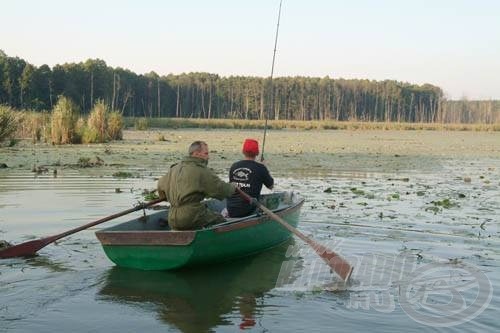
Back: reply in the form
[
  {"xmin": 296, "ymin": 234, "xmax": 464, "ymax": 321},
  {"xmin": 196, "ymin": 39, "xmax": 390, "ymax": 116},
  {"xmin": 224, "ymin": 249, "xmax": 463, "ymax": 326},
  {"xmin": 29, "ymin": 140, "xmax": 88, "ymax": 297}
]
[{"xmin": 1, "ymin": 0, "xmax": 499, "ymax": 100}]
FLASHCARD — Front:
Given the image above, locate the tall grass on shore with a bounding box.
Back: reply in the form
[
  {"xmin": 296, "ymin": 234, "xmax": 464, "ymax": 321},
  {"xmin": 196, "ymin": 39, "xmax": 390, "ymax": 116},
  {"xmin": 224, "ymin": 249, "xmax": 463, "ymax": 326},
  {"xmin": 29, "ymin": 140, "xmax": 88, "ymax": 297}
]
[
  {"xmin": 82, "ymin": 100, "xmax": 108, "ymax": 143},
  {"xmin": 81, "ymin": 101, "xmax": 125, "ymax": 143},
  {"xmin": 124, "ymin": 117, "xmax": 500, "ymax": 131},
  {"xmin": 134, "ymin": 118, "xmax": 150, "ymax": 130},
  {"xmin": 108, "ymin": 111, "xmax": 124, "ymax": 140},
  {"xmin": 5, "ymin": 97, "xmax": 125, "ymax": 145},
  {"xmin": 50, "ymin": 96, "xmax": 80, "ymax": 144},
  {"xmin": 0, "ymin": 105, "xmax": 18, "ymax": 143},
  {"xmin": 15, "ymin": 111, "xmax": 50, "ymax": 143}
]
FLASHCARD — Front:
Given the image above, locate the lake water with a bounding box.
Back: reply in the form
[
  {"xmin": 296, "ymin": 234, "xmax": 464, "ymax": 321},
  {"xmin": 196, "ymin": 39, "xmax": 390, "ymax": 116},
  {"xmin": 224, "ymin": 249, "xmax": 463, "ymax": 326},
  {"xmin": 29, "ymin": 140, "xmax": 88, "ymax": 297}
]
[{"xmin": 1, "ymin": 131, "xmax": 499, "ymax": 332}]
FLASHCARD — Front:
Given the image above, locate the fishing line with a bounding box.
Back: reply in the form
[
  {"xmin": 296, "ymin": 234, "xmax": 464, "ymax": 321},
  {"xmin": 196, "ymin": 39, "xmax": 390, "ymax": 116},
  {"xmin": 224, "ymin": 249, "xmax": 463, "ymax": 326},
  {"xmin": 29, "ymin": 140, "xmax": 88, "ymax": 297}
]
[{"xmin": 261, "ymin": 0, "xmax": 282, "ymax": 162}]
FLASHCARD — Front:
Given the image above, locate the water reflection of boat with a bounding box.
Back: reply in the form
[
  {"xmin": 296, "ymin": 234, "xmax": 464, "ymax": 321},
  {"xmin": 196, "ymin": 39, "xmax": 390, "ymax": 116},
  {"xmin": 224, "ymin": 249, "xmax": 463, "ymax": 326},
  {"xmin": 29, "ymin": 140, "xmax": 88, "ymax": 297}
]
[
  {"xmin": 95, "ymin": 192, "xmax": 304, "ymax": 270},
  {"xmin": 98, "ymin": 243, "xmax": 295, "ymax": 332}
]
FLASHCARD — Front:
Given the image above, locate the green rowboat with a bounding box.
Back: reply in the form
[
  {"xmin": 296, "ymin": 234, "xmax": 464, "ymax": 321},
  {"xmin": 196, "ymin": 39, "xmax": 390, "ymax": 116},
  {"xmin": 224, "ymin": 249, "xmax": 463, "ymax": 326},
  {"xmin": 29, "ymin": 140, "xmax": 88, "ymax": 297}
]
[{"xmin": 95, "ymin": 191, "xmax": 304, "ymax": 270}]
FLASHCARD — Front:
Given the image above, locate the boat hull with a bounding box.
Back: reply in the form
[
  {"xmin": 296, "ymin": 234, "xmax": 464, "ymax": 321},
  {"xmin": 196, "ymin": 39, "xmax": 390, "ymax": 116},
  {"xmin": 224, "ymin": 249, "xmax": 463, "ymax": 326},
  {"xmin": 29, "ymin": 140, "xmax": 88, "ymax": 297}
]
[{"xmin": 96, "ymin": 193, "xmax": 303, "ymax": 270}]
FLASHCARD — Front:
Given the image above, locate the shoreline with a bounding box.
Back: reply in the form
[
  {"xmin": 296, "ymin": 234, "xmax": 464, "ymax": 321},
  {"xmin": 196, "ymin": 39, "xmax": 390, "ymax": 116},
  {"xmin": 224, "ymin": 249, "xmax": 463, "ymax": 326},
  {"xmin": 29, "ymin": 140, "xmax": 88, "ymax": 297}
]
[{"xmin": 1, "ymin": 129, "xmax": 499, "ymax": 178}]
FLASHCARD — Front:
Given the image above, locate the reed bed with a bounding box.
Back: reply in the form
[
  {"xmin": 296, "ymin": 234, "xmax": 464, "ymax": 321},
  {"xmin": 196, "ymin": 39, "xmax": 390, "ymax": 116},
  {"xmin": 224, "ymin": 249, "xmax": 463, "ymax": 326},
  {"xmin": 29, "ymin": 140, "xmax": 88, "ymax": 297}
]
[
  {"xmin": 9, "ymin": 100, "xmax": 125, "ymax": 145},
  {"xmin": 0, "ymin": 105, "xmax": 19, "ymax": 143},
  {"xmin": 124, "ymin": 117, "xmax": 500, "ymax": 131}
]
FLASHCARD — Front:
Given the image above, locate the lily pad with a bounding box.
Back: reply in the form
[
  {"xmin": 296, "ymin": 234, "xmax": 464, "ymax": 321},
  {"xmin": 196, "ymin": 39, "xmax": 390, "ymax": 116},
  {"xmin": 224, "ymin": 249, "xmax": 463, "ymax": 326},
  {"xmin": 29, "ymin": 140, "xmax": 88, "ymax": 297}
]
[
  {"xmin": 425, "ymin": 206, "xmax": 441, "ymax": 214},
  {"xmin": 431, "ymin": 198, "xmax": 458, "ymax": 209},
  {"xmin": 350, "ymin": 188, "xmax": 365, "ymax": 196},
  {"xmin": 112, "ymin": 171, "xmax": 135, "ymax": 178}
]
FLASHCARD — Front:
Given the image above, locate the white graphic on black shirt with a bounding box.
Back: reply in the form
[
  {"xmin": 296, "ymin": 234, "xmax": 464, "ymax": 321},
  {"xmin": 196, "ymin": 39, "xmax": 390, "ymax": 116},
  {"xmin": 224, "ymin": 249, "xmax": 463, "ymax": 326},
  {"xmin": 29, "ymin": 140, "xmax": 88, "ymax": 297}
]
[{"xmin": 233, "ymin": 168, "xmax": 252, "ymax": 181}]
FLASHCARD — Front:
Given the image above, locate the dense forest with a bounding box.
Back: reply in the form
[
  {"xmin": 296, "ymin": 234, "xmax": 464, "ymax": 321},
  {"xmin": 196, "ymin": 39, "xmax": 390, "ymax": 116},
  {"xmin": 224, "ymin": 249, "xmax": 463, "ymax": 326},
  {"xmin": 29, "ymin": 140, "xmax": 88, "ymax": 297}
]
[{"xmin": 1, "ymin": 50, "xmax": 499, "ymax": 124}]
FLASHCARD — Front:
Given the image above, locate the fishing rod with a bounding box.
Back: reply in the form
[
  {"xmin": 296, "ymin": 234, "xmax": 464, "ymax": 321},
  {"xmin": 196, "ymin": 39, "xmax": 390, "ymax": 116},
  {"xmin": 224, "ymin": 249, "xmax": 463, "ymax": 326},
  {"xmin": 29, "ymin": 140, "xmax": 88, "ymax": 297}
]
[{"xmin": 261, "ymin": 0, "xmax": 282, "ymax": 162}]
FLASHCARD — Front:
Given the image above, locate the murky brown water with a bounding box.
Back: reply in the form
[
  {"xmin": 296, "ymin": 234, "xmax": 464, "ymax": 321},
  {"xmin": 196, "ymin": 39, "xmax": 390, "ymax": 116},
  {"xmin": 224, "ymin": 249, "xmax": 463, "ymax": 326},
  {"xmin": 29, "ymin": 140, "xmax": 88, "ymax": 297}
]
[{"xmin": 1, "ymin": 130, "xmax": 499, "ymax": 332}]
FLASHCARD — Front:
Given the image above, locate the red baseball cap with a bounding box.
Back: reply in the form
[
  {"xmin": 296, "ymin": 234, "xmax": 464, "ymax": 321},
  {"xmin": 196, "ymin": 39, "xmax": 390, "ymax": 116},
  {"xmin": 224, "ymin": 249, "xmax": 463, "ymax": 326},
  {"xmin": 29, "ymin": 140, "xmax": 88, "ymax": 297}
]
[{"xmin": 242, "ymin": 139, "xmax": 259, "ymax": 156}]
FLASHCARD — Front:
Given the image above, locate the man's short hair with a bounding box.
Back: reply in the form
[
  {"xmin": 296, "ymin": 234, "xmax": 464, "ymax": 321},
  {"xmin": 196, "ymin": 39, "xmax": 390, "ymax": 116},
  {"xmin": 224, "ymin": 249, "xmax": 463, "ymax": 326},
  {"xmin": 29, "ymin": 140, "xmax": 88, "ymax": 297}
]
[{"xmin": 188, "ymin": 141, "xmax": 207, "ymax": 155}]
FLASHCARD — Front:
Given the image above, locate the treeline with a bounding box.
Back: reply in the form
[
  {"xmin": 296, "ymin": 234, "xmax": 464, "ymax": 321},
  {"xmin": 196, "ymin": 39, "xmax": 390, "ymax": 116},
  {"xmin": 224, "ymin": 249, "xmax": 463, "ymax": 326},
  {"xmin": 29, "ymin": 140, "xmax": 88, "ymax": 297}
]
[
  {"xmin": 440, "ymin": 100, "xmax": 500, "ymax": 124},
  {"xmin": 1, "ymin": 50, "xmax": 499, "ymax": 124}
]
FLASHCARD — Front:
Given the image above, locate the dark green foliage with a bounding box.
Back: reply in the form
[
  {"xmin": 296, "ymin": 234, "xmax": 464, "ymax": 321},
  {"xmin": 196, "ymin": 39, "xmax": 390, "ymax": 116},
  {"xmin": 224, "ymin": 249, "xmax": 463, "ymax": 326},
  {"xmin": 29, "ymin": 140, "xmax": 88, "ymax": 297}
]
[{"xmin": 0, "ymin": 51, "xmax": 499, "ymax": 124}]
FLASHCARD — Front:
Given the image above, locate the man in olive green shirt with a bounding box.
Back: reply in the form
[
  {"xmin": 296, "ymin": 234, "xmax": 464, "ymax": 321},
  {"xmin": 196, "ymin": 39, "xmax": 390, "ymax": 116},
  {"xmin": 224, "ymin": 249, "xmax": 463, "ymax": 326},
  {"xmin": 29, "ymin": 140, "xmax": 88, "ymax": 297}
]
[{"xmin": 157, "ymin": 141, "xmax": 236, "ymax": 230}]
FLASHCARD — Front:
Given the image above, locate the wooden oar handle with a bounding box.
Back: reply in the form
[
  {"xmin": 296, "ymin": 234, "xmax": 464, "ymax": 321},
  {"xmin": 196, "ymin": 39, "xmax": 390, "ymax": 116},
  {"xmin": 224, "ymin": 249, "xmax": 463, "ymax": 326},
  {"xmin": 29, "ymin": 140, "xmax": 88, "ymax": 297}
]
[
  {"xmin": 235, "ymin": 187, "xmax": 257, "ymax": 205},
  {"xmin": 0, "ymin": 198, "xmax": 165, "ymax": 259},
  {"xmin": 54, "ymin": 198, "xmax": 165, "ymax": 240},
  {"xmin": 235, "ymin": 187, "xmax": 353, "ymax": 281}
]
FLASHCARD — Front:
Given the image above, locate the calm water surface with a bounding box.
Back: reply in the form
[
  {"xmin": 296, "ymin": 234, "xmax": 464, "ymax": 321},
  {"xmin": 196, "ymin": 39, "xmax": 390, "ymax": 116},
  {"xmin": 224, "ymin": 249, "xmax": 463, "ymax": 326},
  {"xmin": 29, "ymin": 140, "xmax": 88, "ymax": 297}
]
[{"xmin": 0, "ymin": 155, "xmax": 499, "ymax": 332}]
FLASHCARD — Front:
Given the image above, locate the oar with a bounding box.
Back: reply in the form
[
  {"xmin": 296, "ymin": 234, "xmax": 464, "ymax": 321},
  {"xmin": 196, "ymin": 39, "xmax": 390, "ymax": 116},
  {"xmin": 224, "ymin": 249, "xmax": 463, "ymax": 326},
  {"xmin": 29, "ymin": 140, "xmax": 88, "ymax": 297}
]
[
  {"xmin": 0, "ymin": 198, "xmax": 164, "ymax": 259},
  {"xmin": 236, "ymin": 188, "xmax": 353, "ymax": 281}
]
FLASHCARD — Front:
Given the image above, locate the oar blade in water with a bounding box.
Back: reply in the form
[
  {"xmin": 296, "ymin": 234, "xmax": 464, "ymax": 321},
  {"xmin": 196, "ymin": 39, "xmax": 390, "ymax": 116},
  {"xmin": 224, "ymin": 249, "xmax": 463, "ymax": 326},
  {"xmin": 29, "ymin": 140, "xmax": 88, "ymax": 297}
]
[
  {"xmin": 314, "ymin": 244, "xmax": 353, "ymax": 281},
  {"xmin": 0, "ymin": 198, "xmax": 163, "ymax": 259},
  {"xmin": 0, "ymin": 238, "xmax": 51, "ymax": 258}
]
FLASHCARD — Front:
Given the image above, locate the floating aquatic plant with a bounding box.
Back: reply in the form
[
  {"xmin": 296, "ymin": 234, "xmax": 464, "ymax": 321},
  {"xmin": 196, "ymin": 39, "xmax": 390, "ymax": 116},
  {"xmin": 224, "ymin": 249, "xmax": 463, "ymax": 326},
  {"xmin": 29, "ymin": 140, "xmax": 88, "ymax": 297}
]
[
  {"xmin": 76, "ymin": 156, "xmax": 104, "ymax": 168},
  {"xmin": 112, "ymin": 171, "xmax": 135, "ymax": 178},
  {"xmin": 144, "ymin": 193, "xmax": 159, "ymax": 200},
  {"xmin": 425, "ymin": 206, "xmax": 441, "ymax": 214},
  {"xmin": 387, "ymin": 177, "xmax": 409, "ymax": 182},
  {"xmin": 387, "ymin": 193, "xmax": 400, "ymax": 200},
  {"xmin": 77, "ymin": 157, "xmax": 91, "ymax": 168},
  {"xmin": 350, "ymin": 188, "xmax": 365, "ymax": 196},
  {"xmin": 431, "ymin": 198, "xmax": 458, "ymax": 209}
]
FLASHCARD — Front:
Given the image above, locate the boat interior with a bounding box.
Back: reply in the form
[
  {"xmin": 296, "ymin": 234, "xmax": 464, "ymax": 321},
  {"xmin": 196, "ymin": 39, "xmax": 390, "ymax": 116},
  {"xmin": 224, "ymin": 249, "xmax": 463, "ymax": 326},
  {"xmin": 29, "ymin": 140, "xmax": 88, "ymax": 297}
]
[{"xmin": 101, "ymin": 191, "xmax": 300, "ymax": 232}]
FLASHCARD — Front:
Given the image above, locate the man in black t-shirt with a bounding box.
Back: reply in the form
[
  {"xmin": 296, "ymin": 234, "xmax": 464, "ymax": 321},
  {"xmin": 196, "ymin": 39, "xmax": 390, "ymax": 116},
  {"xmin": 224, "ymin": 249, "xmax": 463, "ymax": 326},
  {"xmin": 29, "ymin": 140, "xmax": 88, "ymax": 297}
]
[{"xmin": 227, "ymin": 138, "xmax": 274, "ymax": 217}]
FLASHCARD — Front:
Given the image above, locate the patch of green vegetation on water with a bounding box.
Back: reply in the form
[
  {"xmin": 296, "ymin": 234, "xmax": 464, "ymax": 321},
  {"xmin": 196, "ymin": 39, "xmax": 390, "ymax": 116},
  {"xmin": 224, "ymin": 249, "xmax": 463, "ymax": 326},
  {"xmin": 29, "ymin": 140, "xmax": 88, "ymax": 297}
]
[
  {"xmin": 424, "ymin": 198, "xmax": 459, "ymax": 214},
  {"xmin": 350, "ymin": 188, "xmax": 365, "ymax": 196},
  {"xmin": 142, "ymin": 189, "xmax": 159, "ymax": 201},
  {"xmin": 425, "ymin": 206, "xmax": 441, "ymax": 214},
  {"xmin": 387, "ymin": 177, "xmax": 410, "ymax": 182},
  {"xmin": 387, "ymin": 193, "xmax": 400, "ymax": 200},
  {"xmin": 112, "ymin": 171, "xmax": 136, "ymax": 178},
  {"xmin": 76, "ymin": 156, "xmax": 104, "ymax": 168},
  {"xmin": 432, "ymin": 198, "xmax": 458, "ymax": 209},
  {"xmin": 77, "ymin": 157, "xmax": 92, "ymax": 167}
]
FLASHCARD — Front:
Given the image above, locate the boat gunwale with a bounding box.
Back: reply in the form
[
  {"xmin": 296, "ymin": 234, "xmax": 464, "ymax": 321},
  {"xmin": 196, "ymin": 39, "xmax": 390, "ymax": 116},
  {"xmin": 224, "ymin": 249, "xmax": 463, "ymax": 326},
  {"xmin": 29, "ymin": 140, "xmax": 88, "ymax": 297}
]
[
  {"xmin": 95, "ymin": 196, "xmax": 304, "ymax": 247},
  {"xmin": 213, "ymin": 198, "xmax": 304, "ymax": 233}
]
